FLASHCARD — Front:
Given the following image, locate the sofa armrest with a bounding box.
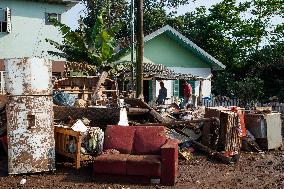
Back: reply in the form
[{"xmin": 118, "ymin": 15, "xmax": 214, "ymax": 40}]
[{"xmin": 161, "ymin": 139, "xmax": 179, "ymax": 185}]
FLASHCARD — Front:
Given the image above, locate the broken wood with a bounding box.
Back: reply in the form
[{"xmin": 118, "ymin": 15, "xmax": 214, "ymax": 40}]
[
  {"xmin": 127, "ymin": 108, "xmax": 149, "ymax": 115},
  {"xmin": 136, "ymin": 118, "xmax": 216, "ymax": 129},
  {"xmin": 149, "ymin": 109, "xmax": 171, "ymax": 123},
  {"xmin": 172, "ymin": 125, "xmax": 238, "ymax": 164}
]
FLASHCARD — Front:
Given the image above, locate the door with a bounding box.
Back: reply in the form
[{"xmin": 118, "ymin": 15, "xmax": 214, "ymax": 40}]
[
  {"xmin": 178, "ymin": 80, "xmax": 195, "ymax": 98},
  {"xmin": 143, "ymin": 80, "xmax": 150, "ymax": 103}
]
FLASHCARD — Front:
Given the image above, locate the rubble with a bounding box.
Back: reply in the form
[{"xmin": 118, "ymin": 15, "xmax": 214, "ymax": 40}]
[
  {"xmin": 19, "ymin": 178, "xmax": 27, "ymax": 185},
  {"xmin": 179, "ymin": 141, "xmax": 195, "ymax": 161},
  {"xmin": 241, "ymin": 130, "xmax": 262, "ymax": 152},
  {"xmin": 0, "ymin": 57, "xmax": 283, "ymax": 186},
  {"xmin": 71, "ymin": 119, "xmax": 88, "ymax": 132},
  {"xmin": 74, "ymin": 99, "xmax": 87, "ymax": 108}
]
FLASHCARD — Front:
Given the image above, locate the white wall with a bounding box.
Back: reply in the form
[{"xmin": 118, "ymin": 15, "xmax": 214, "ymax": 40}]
[
  {"xmin": 0, "ymin": 0, "xmax": 74, "ymax": 60},
  {"xmin": 155, "ymin": 80, "xmax": 173, "ymax": 100},
  {"xmin": 169, "ymin": 67, "xmax": 212, "ymax": 98}
]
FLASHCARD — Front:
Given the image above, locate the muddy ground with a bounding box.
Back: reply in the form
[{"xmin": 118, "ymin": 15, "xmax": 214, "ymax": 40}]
[{"xmin": 0, "ymin": 150, "xmax": 283, "ymax": 189}]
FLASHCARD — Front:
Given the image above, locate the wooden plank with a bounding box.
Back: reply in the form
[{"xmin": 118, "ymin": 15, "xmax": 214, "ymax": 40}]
[
  {"xmin": 127, "ymin": 108, "xmax": 149, "ymax": 115},
  {"xmin": 75, "ymin": 136, "xmax": 82, "ymax": 169},
  {"xmin": 55, "ymin": 127, "xmax": 81, "ymax": 137},
  {"xmin": 54, "ymin": 126, "xmax": 91, "ymax": 169},
  {"xmin": 135, "ymin": 118, "xmax": 214, "ymax": 128}
]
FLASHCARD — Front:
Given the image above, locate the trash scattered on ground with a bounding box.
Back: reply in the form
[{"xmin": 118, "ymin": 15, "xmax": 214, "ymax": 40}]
[
  {"xmin": 165, "ymin": 129, "xmax": 188, "ymax": 143},
  {"xmin": 179, "ymin": 147, "xmax": 194, "ymax": 161},
  {"xmin": 0, "ymin": 61, "xmax": 283, "ymax": 183},
  {"xmin": 19, "ymin": 178, "xmax": 26, "ymax": 185},
  {"xmin": 150, "ymin": 179, "xmax": 160, "ymax": 185},
  {"xmin": 82, "ymin": 127, "xmax": 104, "ymax": 155},
  {"xmin": 71, "ymin": 119, "xmax": 88, "ymax": 132},
  {"xmin": 102, "ymin": 149, "xmax": 120, "ymax": 155},
  {"xmin": 74, "ymin": 99, "xmax": 87, "ymax": 108},
  {"xmin": 241, "ymin": 130, "xmax": 261, "ymax": 152}
]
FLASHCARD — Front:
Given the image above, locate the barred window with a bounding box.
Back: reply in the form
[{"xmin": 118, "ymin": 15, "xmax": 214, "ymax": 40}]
[
  {"xmin": 45, "ymin": 13, "xmax": 61, "ymax": 25},
  {"xmin": 0, "ymin": 7, "xmax": 11, "ymax": 33}
]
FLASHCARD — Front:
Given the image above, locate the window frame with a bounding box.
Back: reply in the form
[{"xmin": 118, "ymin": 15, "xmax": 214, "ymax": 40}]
[
  {"xmin": 0, "ymin": 7, "xmax": 11, "ymax": 33},
  {"xmin": 45, "ymin": 12, "xmax": 61, "ymax": 25}
]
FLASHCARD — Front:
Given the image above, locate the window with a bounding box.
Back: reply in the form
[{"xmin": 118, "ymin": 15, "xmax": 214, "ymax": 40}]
[
  {"xmin": 45, "ymin": 13, "xmax": 61, "ymax": 25},
  {"xmin": 0, "ymin": 7, "xmax": 11, "ymax": 33}
]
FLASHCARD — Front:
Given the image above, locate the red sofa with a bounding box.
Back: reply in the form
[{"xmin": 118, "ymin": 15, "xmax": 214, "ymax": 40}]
[{"xmin": 93, "ymin": 125, "xmax": 178, "ymax": 185}]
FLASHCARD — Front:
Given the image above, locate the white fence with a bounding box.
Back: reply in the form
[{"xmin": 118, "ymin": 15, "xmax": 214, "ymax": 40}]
[
  {"xmin": 202, "ymin": 96, "xmax": 284, "ymax": 115},
  {"xmin": 255, "ymin": 102, "xmax": 284, "ymax": 115},
  {"xmin": 202, "ymin": 97, "xmax": 239, "ymax": 107}
]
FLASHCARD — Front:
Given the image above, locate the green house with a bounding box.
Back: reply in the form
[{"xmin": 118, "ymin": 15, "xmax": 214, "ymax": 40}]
[{"xmin": 119, "ymin": 25, "xmax": 225, "ymax": 102}]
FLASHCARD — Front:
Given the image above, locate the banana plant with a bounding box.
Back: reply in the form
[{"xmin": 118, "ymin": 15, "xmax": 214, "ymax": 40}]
[{"xmin": 46, "ymin": 10, "xmax": 121, "ymax": 75}]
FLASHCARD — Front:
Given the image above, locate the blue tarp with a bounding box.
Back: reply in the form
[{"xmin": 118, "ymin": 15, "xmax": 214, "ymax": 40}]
[{"xmin": 53, "ymin": 91, "xmax": 76, "ymax": 107}]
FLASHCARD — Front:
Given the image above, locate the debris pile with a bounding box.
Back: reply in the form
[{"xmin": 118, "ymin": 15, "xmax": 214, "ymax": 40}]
[{"xmin": 163, "ymin": 105, "xmax": 283, "ymax": 164}]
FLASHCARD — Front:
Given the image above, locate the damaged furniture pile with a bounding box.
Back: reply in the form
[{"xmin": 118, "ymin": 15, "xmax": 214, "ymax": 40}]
[
  {"xmin": 164, "ymin": 106, "xmax": 282, "ymax": 164},
  {"xmin": 0, "ymin": 57, "xmax": 283, "ymax": 186},
  {"xmin": 124, "ymin": 98, "xmax": 283, "ymax": 164}
]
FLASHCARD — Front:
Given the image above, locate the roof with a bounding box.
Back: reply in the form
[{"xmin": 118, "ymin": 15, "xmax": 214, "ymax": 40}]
[
  {"xmin": 117, "ymin": 62, "xmax": 204, "ymax": 81},
  {"xmin": 144, "ymin": 25, "xmax": 226, "ymax": 70}
]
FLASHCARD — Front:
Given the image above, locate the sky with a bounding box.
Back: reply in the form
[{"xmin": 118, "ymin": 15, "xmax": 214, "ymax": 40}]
[
  {"xmin": 65, "ymin": 0, "xmax": 224, "ymax": 30},
  {"xmin": 65, "ymin": 0, "xmax": 283, "ymax": 31}
]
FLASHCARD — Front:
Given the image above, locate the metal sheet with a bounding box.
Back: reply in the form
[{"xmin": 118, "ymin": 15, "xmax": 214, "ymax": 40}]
[
  {"xmin": 245, "ymin": 113, "xmax": 282, "ymax": 150},
  {"xmin": 6, "ymin": 96, "xmax": 55, "ymax": 174},
  {"xmin": 266, "ymin": 113, "xmax": 282, "ymax": 150},
  {"xmin": 4, "ymin": 57, "xmax": 52, "ymax": 96}
]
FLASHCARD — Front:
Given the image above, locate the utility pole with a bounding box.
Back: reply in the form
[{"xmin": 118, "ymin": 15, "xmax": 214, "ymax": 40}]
[
  {"xmin": 136, "ymin": 0, "xmax": 144, "ymax": 99},
  {"xmin": 130, "ymin": 0, "xmax": 135, "ymax": 91}
]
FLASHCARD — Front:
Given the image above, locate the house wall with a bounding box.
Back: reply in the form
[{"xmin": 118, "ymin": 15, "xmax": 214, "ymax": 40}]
[
  {"xmin": 170, "ymin": 67, "xmax": 212, "ymax": 98},
  {"xmin": 144, "ymin": 33, "xmax": 212, "ymax": 98},
  {"xmin": 0, "ymin": 0, "xmax": 70, "ymax": 60},
  {"xmin": 154, "ymin": 78, "xmax": 211, "ymax": 102},
  {"xmin": 144, "ymin": 33, "xmax": 210, "ymax": 68}
]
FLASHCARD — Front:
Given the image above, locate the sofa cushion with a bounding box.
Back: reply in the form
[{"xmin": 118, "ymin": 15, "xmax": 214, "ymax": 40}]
[
  {"xmin": 133, "ymin": 126, "xmax": 167, "ymax": 155},
  {"xmin": 93, "ymin": 154, "xmax": 129, "ymax": 175},
  {"xmin": 103, "ymin": 126, "xmax": 135, "ymax": 154},
  {"xmin": 126, "ymin": 155, "xmax": 161, "ymax": 177}
]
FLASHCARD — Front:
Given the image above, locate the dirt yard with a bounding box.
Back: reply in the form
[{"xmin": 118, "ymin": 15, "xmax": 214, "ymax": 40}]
[{"xmin": 1, "ymin": 150, "xmax": 283, "ymax": 189}]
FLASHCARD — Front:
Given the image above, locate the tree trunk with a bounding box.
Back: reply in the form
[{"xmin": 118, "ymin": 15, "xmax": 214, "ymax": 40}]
[{"xmin": 135, "ymin": 0, "xmax": 144, "ymax": 99}]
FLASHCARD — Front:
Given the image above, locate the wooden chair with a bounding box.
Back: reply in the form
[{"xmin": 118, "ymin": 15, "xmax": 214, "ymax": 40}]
[{"xmin": 54, "ymin": 126, "xmax": 91, "ymax": 169}]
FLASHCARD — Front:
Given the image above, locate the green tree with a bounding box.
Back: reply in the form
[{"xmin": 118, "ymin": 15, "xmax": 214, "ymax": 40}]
[
  {"xmin": 46, "ymin": 10, "xmax": 116, "ymax": 72},
  {"xmin": 177, "ymin": 0, "xmax": 283, "ymax": 102}
]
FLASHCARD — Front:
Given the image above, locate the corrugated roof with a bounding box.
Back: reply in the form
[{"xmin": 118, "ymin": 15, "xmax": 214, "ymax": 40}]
[
  {"xmin": 117, "ymin": 62, "xmax": 204, "ymax": 81},
  {"xmin": 144, "ymin": 25, "xmax": 226, "ymax": 70}
]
